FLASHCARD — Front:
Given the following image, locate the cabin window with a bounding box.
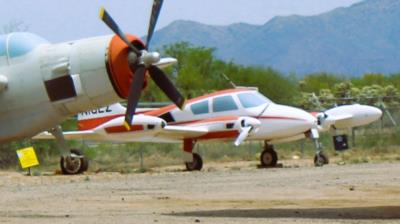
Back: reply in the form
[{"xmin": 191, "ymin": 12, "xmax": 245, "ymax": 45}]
[
  {"xmin": 212, "ymin": 95, "xmax": 238, "ymax": 112},
  {"xmin": 238, "ymin": 92, "xmax": 271, "ymax": 108},
  {"xmin": 191, "ymin": 100, "xmax": 209, "ymax": 115}
]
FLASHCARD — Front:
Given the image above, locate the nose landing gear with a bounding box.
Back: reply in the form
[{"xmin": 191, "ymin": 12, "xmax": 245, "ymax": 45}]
[{"xmin": 260, "ymin": 144, "xmax": 278, "ymax": 167}]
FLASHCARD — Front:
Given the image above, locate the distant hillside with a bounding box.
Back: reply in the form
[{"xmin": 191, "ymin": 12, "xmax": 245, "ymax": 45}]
[{"xmin": 151, "ymin": 0, "xmax": 400, "ymax": 76}]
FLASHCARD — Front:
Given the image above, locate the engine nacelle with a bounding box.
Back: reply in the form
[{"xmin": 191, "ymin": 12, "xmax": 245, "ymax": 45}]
[
  {"xmin": 320, "ymin": 104, "xmax": 382, "ymax": 130},
  {"xmin": 316, "ymin": 112, "xmax": 336, "ymax": 131}
]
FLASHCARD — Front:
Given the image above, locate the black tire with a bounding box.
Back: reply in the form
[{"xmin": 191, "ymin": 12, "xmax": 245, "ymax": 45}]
[
  {"xmin": 314, "ymin": 152, "xmax": 329, "ymax": 167},
  {"xmin": 260, "ymin": 149, "xmax": 278, "ymax": 167},
  {"xmin": 185, "ymin": 153, "xmax": 203, "ymax": 171},
  {"xmin": 60, "ymin": 149, "xmax": 88, "ymax": 175}
]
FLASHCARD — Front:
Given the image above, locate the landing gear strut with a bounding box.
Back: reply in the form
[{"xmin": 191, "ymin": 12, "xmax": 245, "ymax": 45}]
[
  {"xmin": 310, "ymin": 128, "xmax": 329, "ymax": 167},
  {"xmin": 260, "ymin": 143, "xmax": 278, "ymax": 167},
  {"xmin": 49, "ymin": 125, "xmax": 89, "ymax": 175},
  {"xmin": 183, "ymin": 139, "xmax": 203, "ymax": 171}
]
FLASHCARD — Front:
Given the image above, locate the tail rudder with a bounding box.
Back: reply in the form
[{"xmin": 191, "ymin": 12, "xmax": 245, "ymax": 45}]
[{"xmin": 77, "ymin": 103, "xmax": 126, "ymax": 130}]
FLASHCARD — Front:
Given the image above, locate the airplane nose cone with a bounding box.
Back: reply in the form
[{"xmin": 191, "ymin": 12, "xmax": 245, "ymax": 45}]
[
  {"xmin": 268, "ymin": 104, "xmax": 317, "ymax": 134},
  {"xmin": 367, "ymin": 106, "xmax": 383, "ymax": 122}
]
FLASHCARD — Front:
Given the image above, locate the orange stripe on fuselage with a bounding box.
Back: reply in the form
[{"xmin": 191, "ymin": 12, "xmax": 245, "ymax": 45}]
[
  {"xmin": 196, "ymin": 130, "xmax": 239, "ymax": 140},
  {"xmin": 145, "ymin": 88, "xmax": 250, "ymax": 117},
  {"xmin": 78, "ymin": 114, "xmax": 124, "ymax": 131},
  {"xmin": 105, "ymin": 125, "xmax": 144, "ymax": 133}
]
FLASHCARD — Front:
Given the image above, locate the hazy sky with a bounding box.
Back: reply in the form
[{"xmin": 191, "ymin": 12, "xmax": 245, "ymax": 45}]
[{"xmin": 0, "ymin": 0, "xmax": 363, "ymax": 43}]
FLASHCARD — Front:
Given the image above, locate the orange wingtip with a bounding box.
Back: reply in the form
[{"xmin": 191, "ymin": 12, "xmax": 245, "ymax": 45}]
[{"xmin": 123, "ymin": 121, "xmax": 131, "ymax": 131}]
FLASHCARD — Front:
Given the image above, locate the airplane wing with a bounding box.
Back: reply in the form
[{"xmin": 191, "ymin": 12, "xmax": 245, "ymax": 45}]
[
  {"xmin": 157, "ymin": 125, "xmax": 209, "ymax": 139},
  {"xmin": 32, "ymin": 130, "xmax": 103, "ymax": 141}
]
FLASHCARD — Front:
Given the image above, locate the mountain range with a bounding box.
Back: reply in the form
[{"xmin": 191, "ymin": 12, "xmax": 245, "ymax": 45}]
[{"xmin": 151, "ymin": 0, "xmax": 400, "ymax": 76}]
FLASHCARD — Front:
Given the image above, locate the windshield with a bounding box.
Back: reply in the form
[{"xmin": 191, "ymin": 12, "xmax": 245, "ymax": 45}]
[
  {"xmin": 238, "ymin": 92, "xmax": 271, "ymax": 108},
  {"xmin": 0, "ymin": 32, "xmax": 49, "ymax": 58}
]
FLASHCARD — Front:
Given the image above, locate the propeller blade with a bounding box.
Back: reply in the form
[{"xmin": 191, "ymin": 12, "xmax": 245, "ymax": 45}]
[
  {"xmin": 146, "ymin": 0, "xmax": 164, "ymax": 47},
  {"xmin": 234, "ymin": 126, "xmax": 252, "ymax": 146},
  {"xmin": 99, "ymin": 7, "xmax": 141, "ymax": 55},
  {"xmin": 124, "ymin": 66, "xmax": 146, "ymax": 129},
  {"xmin": 148, "ymin": 65, "xmax": 186, "ymax": 109}
]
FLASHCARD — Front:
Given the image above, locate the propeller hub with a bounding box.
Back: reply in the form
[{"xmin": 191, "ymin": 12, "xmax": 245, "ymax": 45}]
[
  {"xmin": 140, "ymin": 50, "xmax": 161, "ymax": 67},
  {"xmin": 128, "ymin": 52, "xmax": 139, "ymax": 65}
]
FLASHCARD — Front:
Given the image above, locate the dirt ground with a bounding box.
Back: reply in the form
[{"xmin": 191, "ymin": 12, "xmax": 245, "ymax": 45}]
[{"xmin": 0, "ymin": 159, "xmax": 399, "ymax": 224}]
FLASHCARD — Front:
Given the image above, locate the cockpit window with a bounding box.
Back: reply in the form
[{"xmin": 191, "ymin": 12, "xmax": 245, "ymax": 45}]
[
  {"xmin": 191, "ymin": 100, "xmax": 209, "ymax": 115},
  {"xmin": 212, "ymin": 95, "xmax": 238, "ymax": 112},
  {"xmin": 238, "ymin": 92, "xmax": 271, "ymax": 108},
  {"xmin": 0, "ymin": 32, "xmax": 49, "ymax": 58}
]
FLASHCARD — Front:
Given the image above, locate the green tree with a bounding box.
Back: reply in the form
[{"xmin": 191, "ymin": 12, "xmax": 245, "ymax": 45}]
[
  {"xmin": 299, "ymin": 72, "xmax": 344, "ymax": 93},
  {"xmin": 352, "ymin": 73, "xmax": 389, "ymax": 87}
]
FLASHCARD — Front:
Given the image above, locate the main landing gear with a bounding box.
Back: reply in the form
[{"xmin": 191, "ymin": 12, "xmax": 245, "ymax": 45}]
[
  {"xmin": 314, "ymin": 151, "xmax": 329, "ymax": 167},
  {"xmin": 185, "ymin": 153, "xmax": 203, "ymax": 171},
  {"xmin": 49, "ymin": 125, "xmax": 89, "ymax": 175},
  {"xmin": 182, "ymin": 139, "xmax": 203, "ymax": 171},
  {"xmin": 260, "ymin": 143, "xmax": 278, "ymax": 167}
]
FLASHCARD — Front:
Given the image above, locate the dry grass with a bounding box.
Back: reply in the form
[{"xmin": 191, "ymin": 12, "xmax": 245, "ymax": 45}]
[{"xmin": 3, "ymin": 126, "xmax": 400, "ymax": 173}]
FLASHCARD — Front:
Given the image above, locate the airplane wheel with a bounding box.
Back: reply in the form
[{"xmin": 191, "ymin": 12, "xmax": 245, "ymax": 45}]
[
  {"xmin": 260, "ymin": 148, "xmax": 278, "ymax": 167},
  {"xmin": 60, "ymin": 149, "xmax": 88, "ymax": 175},
  {"xmin": 185, "ymin": 153, "xmax": 203, "ymax": 171},
  {"xmin": 314, "ymin": 152, "xmax": 329, "ymax": 167}
]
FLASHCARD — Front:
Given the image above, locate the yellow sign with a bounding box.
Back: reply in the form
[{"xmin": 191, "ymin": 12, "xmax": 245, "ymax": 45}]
[{"xmin": 16, "ymin": 147, "xmax": 39, "ymax": 169}]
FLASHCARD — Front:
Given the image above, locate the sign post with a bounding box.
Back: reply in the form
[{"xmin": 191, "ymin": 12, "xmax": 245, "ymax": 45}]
[{"xmin": 16, "ymin": 147, "xmax": 39, "ymax": 175}]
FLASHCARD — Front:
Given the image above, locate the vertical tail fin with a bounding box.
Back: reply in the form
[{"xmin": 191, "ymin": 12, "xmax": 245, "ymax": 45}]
[{"xmin": 77, "ymin": 103, "xmax": 126, "ymax": 130}]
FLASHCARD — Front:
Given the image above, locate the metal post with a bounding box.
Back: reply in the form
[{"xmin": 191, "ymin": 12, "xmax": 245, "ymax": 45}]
[
  {"xmin": 351, "ymin": 128, "xmax": 356, "ymax": 147},
  {"xmin": 300, "ymin": 140, "xmax": 305, "ymax": 158},
  {"xmin": 139, "ymin": 147, "xmax": 144, "ymax": 171}
]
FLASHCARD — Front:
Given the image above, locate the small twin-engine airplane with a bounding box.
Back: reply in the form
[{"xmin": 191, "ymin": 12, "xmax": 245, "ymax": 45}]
[
  {"xmin": 36, "ymin": 87, "xmax": 382, "ymax": 173},
  {"xmin": 0, "ymin": 0, "xmax": 185, "ymax": 172}
]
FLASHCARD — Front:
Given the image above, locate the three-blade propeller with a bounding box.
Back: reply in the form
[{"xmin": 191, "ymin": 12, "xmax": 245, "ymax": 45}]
[
  {"xmin": 234, "ymin": 117, "xmax": 261, "ymax": 146},
  {"xmin": 234, "ymin": 126, "xmax": 252, "ymax": 146},
  {"xmin": 99, "ymin": 0, "xmax": 185, "ymax": 130}
]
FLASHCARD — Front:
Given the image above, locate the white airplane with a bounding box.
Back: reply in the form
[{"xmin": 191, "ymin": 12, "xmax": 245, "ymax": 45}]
[
  {"xmin": 36, "ymin": 87, "xmax": 382, "ymax": 172},
  {"xmin": 36, "ymin": 87, "xmax": 316, "ymax": 172},
  {"xmin": 0, "ymin": 1, "xmax": 185, "ymax": 173}
]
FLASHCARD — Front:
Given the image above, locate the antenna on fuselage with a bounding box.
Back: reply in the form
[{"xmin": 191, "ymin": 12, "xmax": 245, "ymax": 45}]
[{"xmin": 221, "ymin": 73, "xmax": 237, "ymax": 88}]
